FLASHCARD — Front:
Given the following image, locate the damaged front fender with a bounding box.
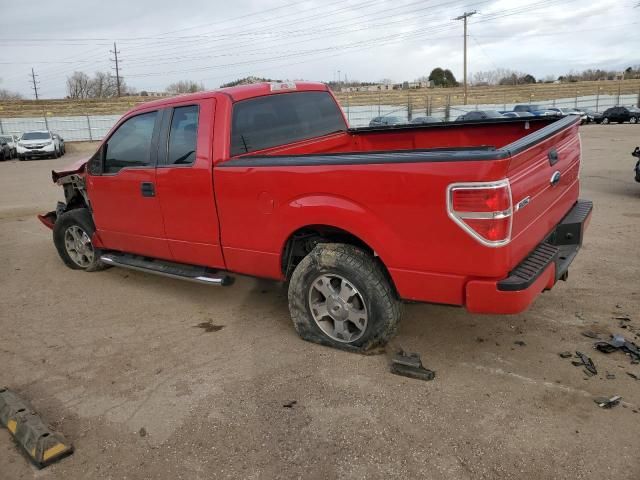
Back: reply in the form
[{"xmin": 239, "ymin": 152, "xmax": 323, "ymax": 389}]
[{"xmin": 39, "ymin": 158, "xmax": 92, "ymax": 230}]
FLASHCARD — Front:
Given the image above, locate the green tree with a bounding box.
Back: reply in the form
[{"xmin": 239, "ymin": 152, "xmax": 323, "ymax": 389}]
[{"xmin": 428, "ymin": 68, "xmax": 458, "ymax": 87}]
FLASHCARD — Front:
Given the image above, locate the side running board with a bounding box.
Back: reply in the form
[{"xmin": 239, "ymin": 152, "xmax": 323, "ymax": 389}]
[{"xmin": 100, "ymin": 253, "xmax": 234, "ymax": 286}]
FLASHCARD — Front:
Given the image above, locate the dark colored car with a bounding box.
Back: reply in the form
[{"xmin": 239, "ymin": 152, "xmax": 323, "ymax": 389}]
[
  {"xmin": 369, "ymin": 116, "xmax": 404, "ymax": 127},
  {"xmin": 455, "ymin": 110, "xmax": 505, "ymax": 121},
  {"xmin": 633, "ymin": 147, "xmax": 640, "ymax": 183},
  {"xmin": 597, "ymin": 106, "xmax": 640, "ymax": 124},
  {"xmin": 410, "ymin": 116, "xmax": 442, "ymax": 124},
  {"xmin": 0, "ymin": 137, "xmax": 11, "ymax": 161}
]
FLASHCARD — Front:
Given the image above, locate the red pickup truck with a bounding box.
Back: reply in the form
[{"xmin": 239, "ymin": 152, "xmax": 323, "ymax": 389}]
[{"xmin": 40, "ymin": 82, "xmax": 592, "ymax": 352}]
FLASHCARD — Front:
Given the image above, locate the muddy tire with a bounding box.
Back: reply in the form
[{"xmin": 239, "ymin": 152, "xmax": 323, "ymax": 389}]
[
  {"xmin": 53, "ymin": 208, "xmax": 108, "ymax": 272},
  {"xmin": 288, "ymin": 243, "xmax": 401, "ymax": 352}
]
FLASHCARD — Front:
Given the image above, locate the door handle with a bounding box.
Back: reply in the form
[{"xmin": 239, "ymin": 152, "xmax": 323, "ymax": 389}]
[{"xmin": 141, "ymin": 182, "xmax": 155, "ymax": 197}]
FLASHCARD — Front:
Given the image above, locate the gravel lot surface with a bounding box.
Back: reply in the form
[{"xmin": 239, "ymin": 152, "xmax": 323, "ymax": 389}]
[{"xmin": 0, "ymin": 127, "xmax": 639, "ymax": 479}]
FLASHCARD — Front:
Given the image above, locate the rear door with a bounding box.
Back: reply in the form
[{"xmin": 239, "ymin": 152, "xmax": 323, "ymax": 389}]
[
  {"xmin": 87, "ymin": 109, "xmax": 172, "ymax": 260},
  {"xmin": 154, "ymin": 98, "xmax": 225, "ymax": 268}
]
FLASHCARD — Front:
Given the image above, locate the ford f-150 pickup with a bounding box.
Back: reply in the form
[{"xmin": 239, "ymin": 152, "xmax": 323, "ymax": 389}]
[{"xmin": 39, "ymin": 81, "xmax": 592, "ymax": 352}]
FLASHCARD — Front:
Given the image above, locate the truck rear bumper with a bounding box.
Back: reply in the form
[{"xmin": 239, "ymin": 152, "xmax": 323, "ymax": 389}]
[{"xmin": 465, "ymin": 199, "xmax": 592, "ymax": 314}]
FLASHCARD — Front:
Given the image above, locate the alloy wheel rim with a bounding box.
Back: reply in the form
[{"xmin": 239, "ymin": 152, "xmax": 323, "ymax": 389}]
[
  {"xmin": 64, "ymin": 225, "xmax": 94, "ymax": 267},
  {"xmin": 308, "ymin": 273, "xmax": 368, "ymax": 343}
]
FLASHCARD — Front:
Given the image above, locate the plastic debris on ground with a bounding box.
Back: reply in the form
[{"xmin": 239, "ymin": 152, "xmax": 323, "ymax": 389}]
[
  {"xmin": 390, "ymin": 350, "xmax": 435, "ymax": 381},
  {"xmin": 594, "ymin": 395, "xmax": 622, "ymax": 409},
  {"xmin": 594, "ymin": 335, "xmax": 640, "ymax": 364},
  {"xmin": 571, "ymin": 351, "xmax": 598, "ymax": 376}
]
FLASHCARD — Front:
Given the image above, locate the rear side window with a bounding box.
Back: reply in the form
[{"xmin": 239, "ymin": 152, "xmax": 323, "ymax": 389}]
[
  {"xmin": 104, "ymin": 111, "xmax": 157, "ymax": 174},
  {"xmin": 231, "ymin": 91, "xmax": 346, "ymax": 156},
  {"xmin": 167, "ymin": 105, "xmax": 199, "ymax": 165}
]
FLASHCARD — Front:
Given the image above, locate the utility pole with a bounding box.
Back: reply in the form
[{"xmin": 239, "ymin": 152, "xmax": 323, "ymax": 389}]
[
  {"xmin": 30, "ymin": 67, "xmax": 40, "ymax": 100},
  {"xmin": 454, "ymin": 10, "xmax": 476, "ymax": 105},
  {"xmin": 110, "ymin": 42, "xmax": 121, "ymax": 97}
]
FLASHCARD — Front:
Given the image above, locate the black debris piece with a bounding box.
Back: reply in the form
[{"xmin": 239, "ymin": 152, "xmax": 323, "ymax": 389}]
[
  {"xmin": 581, "ymin": 331, "xmax": 600, "ymax": 339},
  {"xmin": 606, "ymin": 373, "xmax": 616, "ymax": 380},
  {"xmin": 390, "ymin": 350, "xmax": 435, "ymax": 381},
  {"xmin": 594, "ymin": 395, "xmax": 621, "ymax": 409},
  {"xmin": 193, "ymin": 321, "xmax": 225, "ymax": 333},
  {"xmin": 574, "ymin": 351, "xmax": 598, "ymax": 376},
  {"xmin": 282, "ymin": 401, "xmax": 297, "ymax": 408},
  {"xmin": 614, "ymin": 316, "xmax": 631, "ymax": 322},
  {"xmin": 139, "ymin": 427, "xmax": 147, "ymax": 437},
  {"xmin": 559, "ymin": 351, "xmax": 573, "ymax": 358},
  {"xmin": 594, "ymin": 335, "xmax": 640, "ymax": 363},
  {"xmin": 514, "ymin": 340, "xmax": 526, "ymax": 346},
  {"xmin": 627, "ymin": 372, "xmax": 639, "ymax": 381}
]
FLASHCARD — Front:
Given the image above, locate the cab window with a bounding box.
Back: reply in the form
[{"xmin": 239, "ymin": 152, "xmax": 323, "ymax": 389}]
[
  {"xmin": 167, "ymin": 105, "xmax": 199, "ymax": 165},
  {"xmin": 230, "ymin": 91, "xmax": 346, "ymax": 156},
  {"xmin": 104, "ymin": 111, "xmax": 158, "ymax": 174}
]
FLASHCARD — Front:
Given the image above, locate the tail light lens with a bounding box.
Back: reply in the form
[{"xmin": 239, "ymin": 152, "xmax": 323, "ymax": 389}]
[{"xmin": 447, "ymin": 180, "xmax": 513, "ymax": 247}]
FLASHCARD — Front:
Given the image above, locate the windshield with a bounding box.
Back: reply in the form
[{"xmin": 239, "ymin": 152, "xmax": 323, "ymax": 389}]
[{"xmin": 21, "ymin": 132, "xmax": 51, "ymax": 140}]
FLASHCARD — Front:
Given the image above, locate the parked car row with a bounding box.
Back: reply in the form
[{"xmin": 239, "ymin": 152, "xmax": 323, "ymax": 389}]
[
  {"xmin": 0, "ymin": 130, "xmax": 66, "ymax": 161},
  {"xmin": 368, "ymin": 104, "xmax": 640, "ymax": 127}
]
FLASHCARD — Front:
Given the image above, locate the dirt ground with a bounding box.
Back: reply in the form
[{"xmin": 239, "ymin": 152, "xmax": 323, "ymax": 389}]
[{"xmin": 0, "ymin": 126, "xmax": 639, "ymax": 479}]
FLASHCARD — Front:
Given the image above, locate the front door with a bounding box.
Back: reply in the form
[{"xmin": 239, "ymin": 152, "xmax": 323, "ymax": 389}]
[
  {"xmin": 154, "ymin": 99, "xmax": 225, "ymax": 268},
  {"xmin": 87, "ymin": 109, "xmax": 172, "ymax": 260}
]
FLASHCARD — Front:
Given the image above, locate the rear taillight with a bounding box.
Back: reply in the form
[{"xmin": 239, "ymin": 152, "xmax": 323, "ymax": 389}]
[{"xmin": 447, "ymin": 180, "xmax": 513, "ymax": 247}]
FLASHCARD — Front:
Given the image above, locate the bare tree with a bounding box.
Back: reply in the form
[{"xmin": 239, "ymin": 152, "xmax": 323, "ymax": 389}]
[
  {"xmin": 90, "ymin": 71, "xmax": 119, "ymax": 98},
  {"xmin": 0, "ymin": 88, "xmax": 22, "ymax": 100},
  {"xmin": 66, "ymin": 71, "xmax": 129, "ymax": 99},
  {"xmin": 66, "ymin": 71, "xmax": 92, "ymax": 99},
  {"xmin": 166, "ymin": 80, "xmax": 205, "ymax": 94}
]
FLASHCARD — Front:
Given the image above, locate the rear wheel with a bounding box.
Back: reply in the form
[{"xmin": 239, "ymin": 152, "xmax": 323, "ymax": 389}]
[
  {"xmin": 53, "ymin": 209, "xmax": 108, "ymax": 271},
  {"xmin": 288, "ymin": 243, "xmax": 401, "ymax": 352}
]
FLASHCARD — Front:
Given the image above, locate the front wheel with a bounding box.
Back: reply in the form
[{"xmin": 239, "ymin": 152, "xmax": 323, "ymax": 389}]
[
  {"xmin": 602, "ymin": 117, "xmax": 610, "ymax": 124},
  {"xmin": 288, "ymin": 243, "xmax": 401, "ymax": 352},
  {"xmin": 53, "ymin": 209, "xmax": 108, "ymax": 271},
  {"xmin": 630, "ymin": 116, "xmax": 638, "ymax": 124}
]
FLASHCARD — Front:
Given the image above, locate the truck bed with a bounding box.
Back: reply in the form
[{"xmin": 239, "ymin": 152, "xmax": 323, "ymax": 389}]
[
  {"xmin": 216, "ymin": 115, "xmax": 581, "ymax": 308},
  {"xmin": 234, "ymin": 116, "xmax": 559, "ymax": 159}
]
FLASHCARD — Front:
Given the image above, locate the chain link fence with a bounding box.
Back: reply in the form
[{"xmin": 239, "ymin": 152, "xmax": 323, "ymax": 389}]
[
  {"xmin": 1, "ymin": 92, "xmax": 639, "ymax": 138},
  {"xmin": 0, "ymin": 115, "xmax": 120, "ymax": 141},
  {"xmin": 342, "ymin": 93, "xmax": 640, "ymax": 127}
]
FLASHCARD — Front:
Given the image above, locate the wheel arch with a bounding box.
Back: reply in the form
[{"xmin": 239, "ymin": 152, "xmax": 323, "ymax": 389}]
[{"xmin": 280, "ymin": 224, "xmax": 397, "ymax": 294}]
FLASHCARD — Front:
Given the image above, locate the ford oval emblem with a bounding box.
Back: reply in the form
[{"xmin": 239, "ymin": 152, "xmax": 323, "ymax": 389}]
[{"xmin": 550, "ymin": 170, "xmax": 561, "ymax": 186}]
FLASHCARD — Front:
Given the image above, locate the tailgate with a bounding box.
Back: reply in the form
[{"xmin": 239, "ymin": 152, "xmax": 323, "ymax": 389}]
[{"xmin": 505, "ymin": 116, "xmax": 581, "ymax": 266}]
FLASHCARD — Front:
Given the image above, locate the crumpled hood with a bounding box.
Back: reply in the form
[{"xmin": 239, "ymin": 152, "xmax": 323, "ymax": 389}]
[{"xmin": 52, "ymin": 157, "xmax": 88, "ymax": 183}]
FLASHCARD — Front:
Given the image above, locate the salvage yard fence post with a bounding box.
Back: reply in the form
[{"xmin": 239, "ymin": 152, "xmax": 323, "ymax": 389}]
[
  {"xmin": 86, "ymin": 115, "xmax": 93, "ymax": 141},
  {"xmin": 0, "ymin": 119, "xmax": 4, "ymax": 134}
]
